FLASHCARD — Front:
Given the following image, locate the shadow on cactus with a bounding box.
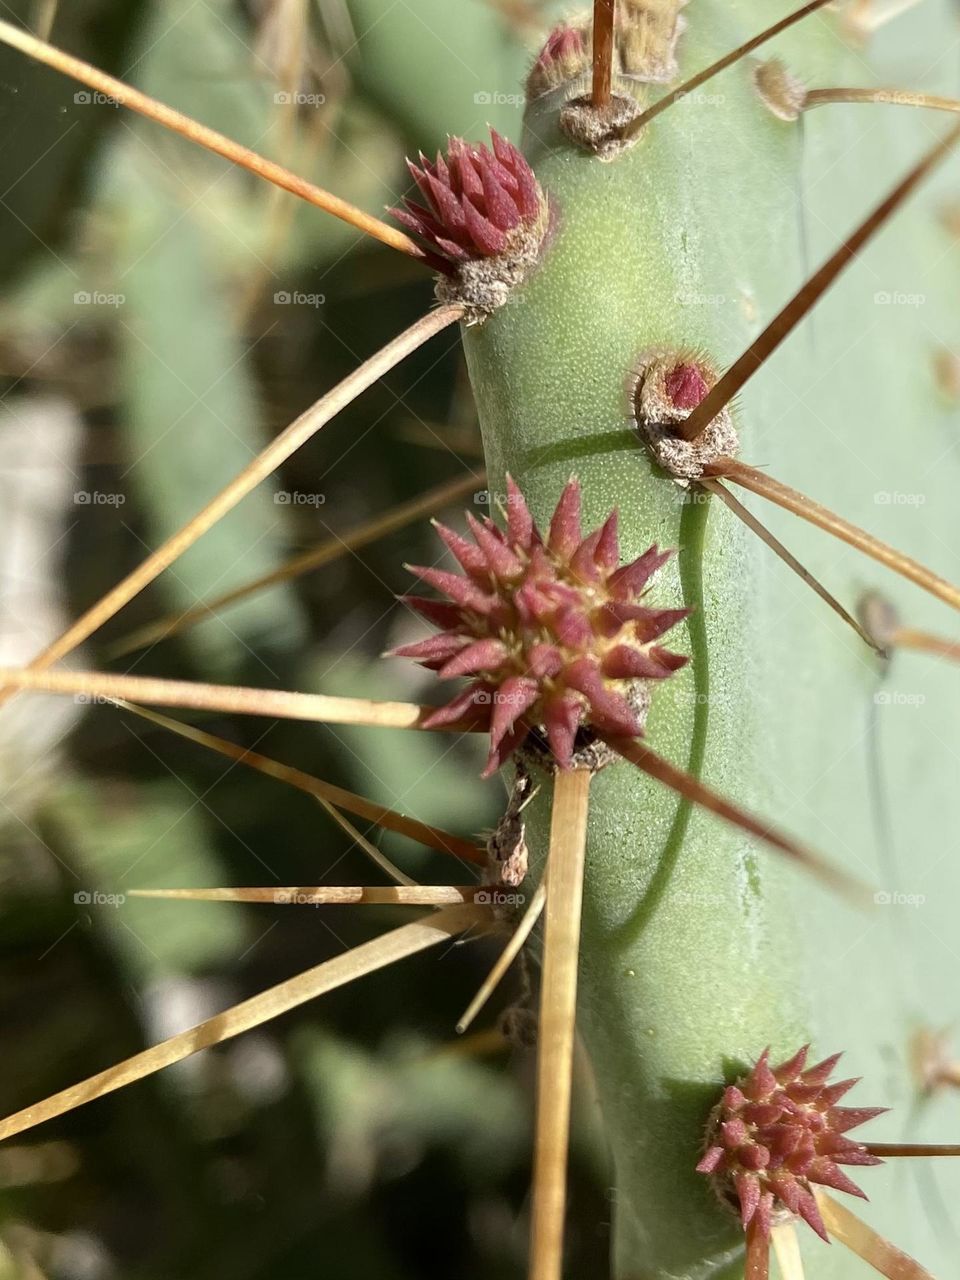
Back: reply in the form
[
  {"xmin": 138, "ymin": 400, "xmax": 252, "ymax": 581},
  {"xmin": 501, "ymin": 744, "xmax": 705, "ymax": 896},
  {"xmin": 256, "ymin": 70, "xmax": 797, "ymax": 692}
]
[{"xmin": 2, "ymin": 1, "xmax": 960, "ymax": 1278}]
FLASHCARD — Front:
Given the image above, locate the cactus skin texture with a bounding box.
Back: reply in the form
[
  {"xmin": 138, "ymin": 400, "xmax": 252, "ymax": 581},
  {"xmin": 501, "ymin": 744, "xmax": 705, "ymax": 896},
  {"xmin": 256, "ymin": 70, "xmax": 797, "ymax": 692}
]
[{"xmin": 455, "ymin": 1, "xmax": 960, "ymax": 1276}]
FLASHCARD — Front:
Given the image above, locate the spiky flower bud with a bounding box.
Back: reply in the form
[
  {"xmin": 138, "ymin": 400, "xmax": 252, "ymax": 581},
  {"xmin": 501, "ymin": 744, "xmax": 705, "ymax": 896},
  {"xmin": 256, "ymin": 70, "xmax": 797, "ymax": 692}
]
[
  {"xmin": 390, "ymin": 130, "xmax": 548, "ymax": 321},
  {"xmin": 697, "ymin": 1046, "xmax": 886, "ymax": 1250},
  {"xmin": 390, "ymin": 477, "xmax": 688, "ymax": 776}
]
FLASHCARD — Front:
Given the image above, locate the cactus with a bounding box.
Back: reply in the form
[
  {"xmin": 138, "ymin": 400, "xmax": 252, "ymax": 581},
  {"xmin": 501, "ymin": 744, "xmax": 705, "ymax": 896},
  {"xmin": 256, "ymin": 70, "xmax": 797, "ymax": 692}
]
[
  {"xmin": 408, "ymin": 3, "xmax": 960, "ymax": 1273},
  {"xmin": 1, "ymin": 2, "xmax": 960, "ymax": 1278}
]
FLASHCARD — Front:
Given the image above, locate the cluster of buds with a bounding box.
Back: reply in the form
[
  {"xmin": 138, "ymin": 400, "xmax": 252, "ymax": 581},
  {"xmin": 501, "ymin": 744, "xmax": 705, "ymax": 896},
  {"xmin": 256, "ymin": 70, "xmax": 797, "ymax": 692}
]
[
  {"xmin": 391, "ymin": 1, "xmax": 694, "ymax": 307},
  {"xmin": 390, "ymin": 129, "xmax": 547, "ymax": 320},
  {"xmin": 391, "ymin": 477, "xmax": 688, "ymax": 776},
  {"xmin": 697, "ymin": 1046, "xmax": 885, "ymax": 1249}
]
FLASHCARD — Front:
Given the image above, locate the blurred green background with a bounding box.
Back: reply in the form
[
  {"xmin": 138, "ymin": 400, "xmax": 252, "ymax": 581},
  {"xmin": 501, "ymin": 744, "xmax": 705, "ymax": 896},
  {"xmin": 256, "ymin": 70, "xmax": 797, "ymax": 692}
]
[{"xmin": 0, "ymin": 1, "xmax": 612, "ymax": 1277}]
